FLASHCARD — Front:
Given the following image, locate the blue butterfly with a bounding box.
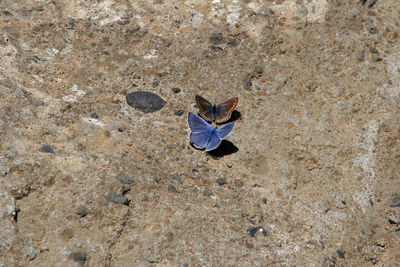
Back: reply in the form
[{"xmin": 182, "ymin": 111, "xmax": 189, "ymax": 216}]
[{"xmin": 187, "ymin": 112, "xmax": 234, "ymax": 151}]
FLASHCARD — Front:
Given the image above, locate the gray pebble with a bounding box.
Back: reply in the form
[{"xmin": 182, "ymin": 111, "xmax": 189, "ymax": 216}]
[
  {"xmin": 126, "ymin": 91, "xmax": 166, "ymax": 113},
  {"xmin": 389, "ymin": 215, "xmax": 400, "ymax": 225},
  {"xmin": 105, "ymin": 193, "xmax": 130, "ymax": 205},
  {"xmin": 90, "ymin": 112, "xmax": 98, "ymax": 119},
  {"xmin": 171, "ymin": 87, "xmax": 181, "ymax": 93},
  {"xmin": 31, "ymin": 97, "xmax": 45, "ymax": 106},
  {"xmin": 24, "ymin": 247, "xmax": 36, "ymax": 261},
  {"xmin": 357, "ymin": 50, "xmax": 365, "ymax": 61},
  {"xmin": 171, "ymin": 173, "xmax": 180, "ymax": 181},
  {"xmin": 215, "ymin": 178, "xmax": 227, "ymax": 186},
  {"xmin": 210, "ymin": 33, "xmax": 222, "ymax": 45},
  {"xmin": 336, "ymin": 249, "xmax": 345, "ymax": 259},
  {"xmin": 71, "ymin": 251, "xmax": 86, "ymax": 262},
  {"xmin": 262, "ymin": 198, "xmax": 267, "ymax": 204},
  {"xmin": 175, "ymin": 110, "xmax": 184, "ymax": 116},
  {"xmin": 372, "ymin": 53, "xmax": 382, "ymax": 62},
  {"xmin": 32, "ymin": 6, "xmax": 44, "ymax": 12},
  {"xmin": 168, "ymin": 184, "xmax": 178, "ymax": 193},
  {"xmin": 117, "ymin": 174, "xmax": 134, "ymax": 185},
  {"xmin": 390, "ymin": 196, "xmax": 400, "ymax": 207},
  {"xmin": 76, "ymin": 206, "xmax": 87, "ymax": 217},
  {"xmin": 365, "ymin": 23, "xmax": 377, "ymax": 34},
  {"xmin": 152, "ymin": 81, "xmax": 159, "ymax": 88},
  {"xmin": 40, "ymin": 145, "xmax": 55, "ymax": 154}
]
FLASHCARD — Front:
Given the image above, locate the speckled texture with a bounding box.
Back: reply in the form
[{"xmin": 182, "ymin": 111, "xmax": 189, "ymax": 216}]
[{"xmin": 0, "ymin": 0, "xmax": 399, "ymax": 265}]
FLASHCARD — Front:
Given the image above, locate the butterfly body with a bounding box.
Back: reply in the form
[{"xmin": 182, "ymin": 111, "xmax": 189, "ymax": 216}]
[
  {"xmin": 196, "ymin": 95, "xmax": 238, "ymax": 123},
  {"xmin": 187, "ymin": 112, "xmax": 234, "ymax": 151}
]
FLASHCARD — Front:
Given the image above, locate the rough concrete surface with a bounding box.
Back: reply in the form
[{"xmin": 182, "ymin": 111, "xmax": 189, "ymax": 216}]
[{"xmin": 0, "ymin": 0, "xmax": 399, "ymax": 266}]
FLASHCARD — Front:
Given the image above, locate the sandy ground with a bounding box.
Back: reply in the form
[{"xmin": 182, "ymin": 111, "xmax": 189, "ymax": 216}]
[{"xmin": 0, "ymin": 0, "xmax": 399, "ymax": 266}]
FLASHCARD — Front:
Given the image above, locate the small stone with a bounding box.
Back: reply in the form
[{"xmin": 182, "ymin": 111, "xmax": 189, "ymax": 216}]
[
  {"xmin": 388, "ymin": 215, "xmax": 400, "ymax": 225},
  {"xmin": 31, "ymin": 97, "xmax": 45, "ymax": 106},
  {"xmin": 365, "ymin": 23, "xmax": 378, "ymax": 34},
  {"xmin": 390, "ymin": 196, "xmax": 400, "ymax": 207},
  {"xmin": 171, "ymin": 173, "xmax": 180, "ymax": 181},
  {"xmin": 175, "ymin": 110, "xmax": 184, "ymax": 116},
  {"xmin": 126, "ymin": 91, "xmax": 166, "ymax": 113},
  {"xmin": 76, "ymin": 206, "xmax": 87, "ymax": 217},
  {"xmin": 210, "ymin": 33, "xmax": 222, "ymax": 45},
  {"xmin": 24, "ymin": 247, "xmax": 36, "ymax": 261},
  {"xmin": 152, "ymin": 81, "xmax": 159, "ymax": 88},
  {"xmin": 215, "ymin": 178, "xmax": 227, "ymax": 186},
  {"xmin": 262, "ymin": 198, "xmax": 267, "ymax": 204},
  {"xmin": 171, "ymin": 87, "xmax": 181, "ymax": 93},
  {"xmin": 243, "ymin": 75, "xmax": 252, "ymax": 90},
  {"xmin": 203, "ymin": 189, "xmax": 213, "ymax": 196},
  {"xmin": 357, "ymin": 50, "xmax": 365, "ymax": 61},
  {"xmin": 372, "ymin": 53, "xmax": 382, "ymax": 62},
  {"xmin": 71, "ymin": 252, "xmax": 86, "ymax": 262},
  {"xmin": 117, "ymin": 174, "xmax": 134, "ymax": 185},
  {"xmin": 168, "ymin": 184, "xmax": 178, "ymax": 193},
  {"xmin": 39, "ymin": 245, "xmax": 49, "ymax": 252},
  {"xmin": 247, "ymin": 226, "xmax": 267, "ymax": 237},
  {"xmin": 128, "ymin": 244, "xmax": 134, "ymax": 250},
  {"xmin": 376, "ymin": 239, "xmax": 386, "ymax": 247},
  {"xmin": 234, "ymin": 179, "xmax": 243, "ymax": 187},
  {"xmin": 40, "ymin": 145, "xmax": 55, "ymax": 154},
  {"xmin": 32, "ymin": 6, "xmax": 44, "ymax": 11},
  {"xmin": 105, "ymin": 193, "xmax": 130, "ymax": 205},
  {"xmin": 90, "ymin": 112, "xmax": 98, "ymax": 119},
  {"xmin": 336, "ymin": 249, "xmax": 345, "ymax": 259}
]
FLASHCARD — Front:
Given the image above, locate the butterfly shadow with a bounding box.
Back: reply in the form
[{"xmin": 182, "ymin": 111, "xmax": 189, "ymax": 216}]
[
  {"xmin": 207, "ymin": 140, "xmax": 239, "ymax": 158},
  {"xmin": 216, "ymin": 110, "xmax": 242, "ymax": 124}
]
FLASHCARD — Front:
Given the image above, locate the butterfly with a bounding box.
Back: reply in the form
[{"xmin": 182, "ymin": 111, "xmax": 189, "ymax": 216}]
[
  {"xmin": 195, "ymin": 95, "xmax": 238, "ymax": 123},
  {"xmin": 187, "ymin": 112, "xmax": 234, "ymax": 151}
]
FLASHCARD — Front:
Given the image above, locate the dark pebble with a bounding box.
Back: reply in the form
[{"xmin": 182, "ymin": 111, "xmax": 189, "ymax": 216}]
[
  {"xmin": 90, "ymin": 112, "xmax": 98, "ymax": 119},
  {"xmin": 372, "ymin": 53, "xmax": 382, "ymax": 62},
  {"xmin": 171, "ymin": 87, "xmax": 181, "ymax": 93},
  {"xmin": 247, "ymin": 226, "xmax": 267, "ymax": 237},
  {"xmin": 357, "ymin": 50, "xmax": 365, "ymax": 61},
  {"xmin": 152, "ymin": 81, "xmax": 159, "ymax": 88},
  {"xmin": 76, "ymin": 206, "xmax": 87, "ymax": 217},
  {"xmin": 175, "ymin": 110, "xmax": 184, "ymax": 116},
  {"xmin": 171, "ymin": 173, "xmax": 180, "ymax": 182},
  {"xmin": 215, "ymin": 178, "xmax": 227, "ymax": 186},
  {"xmin": 117, "ymin": 174, "xmax": 134, "ymax": 185},
  {"xmin": 105, "ymin": 193, "xmax": 130, "ymax": 205},
  {"xmin": 262, "ymin": 198, "xmax": 267, "ymax": 204},
  {"xmin": 128, "ymin": 245, "xmax": 134, "ymax": 250},
  {"xmin": 336, "ymin": 249, "xmax": 345, "ymax": 259},
  {"xmin": 210, "ymin": 33, "xmax": 222, "ymax": 45},
  {"xmin": 71, "ymin": 252, "xmax": 86, "ymax": 262},
  {"xmin": 168, "ymin": 184, "xmax": 178, "ymax": 193},
  {"xmin": 32, "ymin": 6, "xmax": 44, "ymax": 11},
  {"xmin": 40, "ymin": 145, "xmax": 55, "ymax": 154},
  {"xmin": 126, "ymin": 91, "xmax": 166, "ymax": 113},
  {"xmin": 390, "ymin": 196, "xmax": 400, "ymax": 207}
]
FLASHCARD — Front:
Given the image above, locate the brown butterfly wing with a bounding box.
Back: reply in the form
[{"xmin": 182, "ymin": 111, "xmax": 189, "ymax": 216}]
[
  {"xmin": 195, "ymin": 95, "xmax": 214, "ymax": 122},
  {"xmin": 214, "ymin": 97, "xmax": 238, "ymax": 123}
]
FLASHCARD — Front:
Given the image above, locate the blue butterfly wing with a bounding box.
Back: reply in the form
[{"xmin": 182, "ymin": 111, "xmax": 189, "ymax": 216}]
[
  {"xmin": 216, "ymin": 122, "xmax": 234, "ymax": 139},
  {"xmin": 206, "ymin": 129, "xmax": 222, "ymax": 151},
  {"xmin": 188, "ymin": 112, "xmax": 212, "ymax": 149}
]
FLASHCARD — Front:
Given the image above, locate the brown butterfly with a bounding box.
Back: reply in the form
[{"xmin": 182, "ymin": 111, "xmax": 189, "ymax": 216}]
[{"xmin": 195, "ymin": 95, "xmax": 238, "ymax": 123}]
